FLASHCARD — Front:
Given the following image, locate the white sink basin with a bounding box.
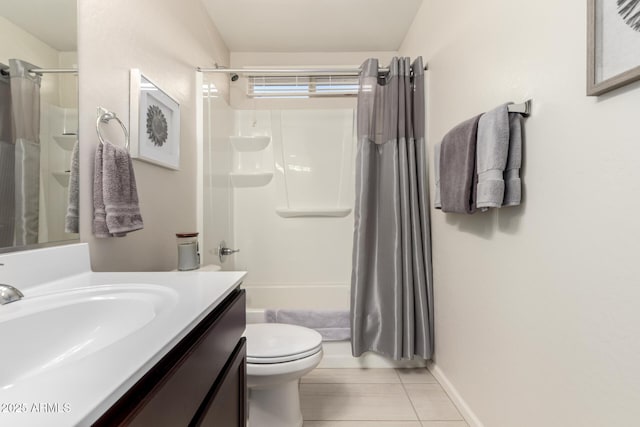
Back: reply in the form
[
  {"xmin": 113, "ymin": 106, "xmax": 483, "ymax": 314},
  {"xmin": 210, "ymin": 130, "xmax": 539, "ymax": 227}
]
[{"xmin": 0, "ymin": 284, "xmax": 179, "ymax": 388}]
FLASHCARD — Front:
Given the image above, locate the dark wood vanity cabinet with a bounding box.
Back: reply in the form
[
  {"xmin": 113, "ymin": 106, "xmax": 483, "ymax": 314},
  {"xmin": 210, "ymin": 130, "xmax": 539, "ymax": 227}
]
[{"xmin": 94, "ymin": 288, "xmax": 247, "ymax": 427}]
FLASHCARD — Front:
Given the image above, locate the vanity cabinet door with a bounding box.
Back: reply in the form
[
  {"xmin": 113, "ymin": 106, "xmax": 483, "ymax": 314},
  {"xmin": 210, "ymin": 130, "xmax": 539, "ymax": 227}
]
[
  {"xmin": 192, "ymin": 337, "xmax": 247, "ymax": 427},
  {"xmin": 94, "ymin": 288, "xmax": 246, "ymax": 427}
]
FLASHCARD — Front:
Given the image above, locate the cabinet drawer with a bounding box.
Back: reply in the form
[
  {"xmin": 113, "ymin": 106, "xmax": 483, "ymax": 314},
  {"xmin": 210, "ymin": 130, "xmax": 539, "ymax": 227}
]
[
  {"xmin": 192, "ymin": 338, "xmax": 247, "ymax": 427},
  {"xmin": 95, "ymin": 288, "xmax": 246, "ymax": 427}
]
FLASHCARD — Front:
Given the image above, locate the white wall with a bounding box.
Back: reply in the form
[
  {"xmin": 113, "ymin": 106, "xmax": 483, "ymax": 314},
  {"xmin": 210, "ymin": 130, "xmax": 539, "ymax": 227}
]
[
  {"xmin": 78, "ymin": 0, "xmax": 229, "ymax": 271},
  {"xmin": 0, "ymin": 16, "xmax": 60, "ymax": 106},
  {"xmin": 400, "ymin": 1, "xmax": 640, "ymax": 426}
]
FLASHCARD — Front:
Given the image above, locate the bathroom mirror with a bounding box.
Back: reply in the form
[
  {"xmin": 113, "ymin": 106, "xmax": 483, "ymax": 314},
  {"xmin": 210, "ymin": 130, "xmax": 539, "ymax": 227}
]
[{"xmin": 0, "ymin": 0, "xmax": 79, "ymax": 252}]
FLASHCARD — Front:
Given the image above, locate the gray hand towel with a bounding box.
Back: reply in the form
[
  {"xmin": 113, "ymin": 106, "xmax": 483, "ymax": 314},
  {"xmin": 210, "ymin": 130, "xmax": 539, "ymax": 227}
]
[
  {"xmin": 434, "ymin": 143, "xmax": 441, "ymax": 209},
  {"xmin": 93, "ymin": 140, "xmax": 143, "ymax": 237},
  {"xmin": 92, "ymin": 142, "xmax": 111, "ymax": 238},
  {"xmin": 476, "ymin": 104, "xmax": 510, "ymax": 209},
  {"xmin": 103, "ymin": 140, "xmax": 143, "ymax": 235},
  {"xmin": 503, "ymin": 113, "xmax": 522, "ymax": 206},
  {"xmin": 439, "ymin": 115, "xmax": 482, "ymax": 214},
  {"xmin": 64, "ymin": 141, "xmax": 79, "ymax": 234}
]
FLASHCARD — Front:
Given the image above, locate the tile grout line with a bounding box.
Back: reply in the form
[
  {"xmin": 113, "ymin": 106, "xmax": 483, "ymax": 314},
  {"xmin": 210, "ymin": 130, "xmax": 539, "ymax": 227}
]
[
  {"xmin": 301, "ymin": 368, "xmax": 468, "ymax": 425},
  {"xmin": 396, "ymin": 369, "xmax": 469, "ymax": 425},
  {"xmin": 396, "ymin": 368, "xmax": 423, "ymax": 423},
  {"xmin": 302, "ymin": 368, "xmax": 419, "ymax": 424}
]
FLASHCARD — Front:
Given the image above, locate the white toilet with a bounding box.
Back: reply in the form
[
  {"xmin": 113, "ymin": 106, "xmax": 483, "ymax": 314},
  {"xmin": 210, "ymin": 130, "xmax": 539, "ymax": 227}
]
[{"xmin": 244, "ymin": 323, "xmax": 323, "ymax": 427}]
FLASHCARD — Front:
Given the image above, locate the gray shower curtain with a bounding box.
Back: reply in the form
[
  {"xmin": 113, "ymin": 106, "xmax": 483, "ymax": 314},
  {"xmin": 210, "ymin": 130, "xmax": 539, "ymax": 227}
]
[
  {"xmin": 0, "ymin": 59, "xmax": 42, "ymax": 247},
  {"xmin": 0, "ymin": 64, "xmax": 15, "ymax": 247},
  {"xmin": 350, "ymin": 57, "xmax": 434, "ymax": 360}
]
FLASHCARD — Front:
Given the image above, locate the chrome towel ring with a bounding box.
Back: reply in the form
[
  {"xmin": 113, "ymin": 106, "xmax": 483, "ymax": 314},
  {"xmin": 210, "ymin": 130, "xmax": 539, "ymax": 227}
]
[{"xmin": 96, "ymin": 107, "xmax": 130, "ymax": 151}]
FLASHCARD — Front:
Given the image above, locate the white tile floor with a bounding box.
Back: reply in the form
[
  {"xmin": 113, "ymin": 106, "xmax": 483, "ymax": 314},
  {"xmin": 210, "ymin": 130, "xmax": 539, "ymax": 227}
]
[{"xmin": 300, "ymin": 368, "xmax": 469, "ymax": 427}]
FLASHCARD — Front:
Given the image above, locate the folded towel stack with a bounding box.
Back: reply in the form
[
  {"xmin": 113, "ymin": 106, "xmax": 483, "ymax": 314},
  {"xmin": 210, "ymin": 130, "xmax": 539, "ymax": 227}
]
[
  {"xmin": 436, "ymin": 103, "xmax": 523, "ymax": 213},
  {"xmin": 93, "ymin": 140, "xmax": 143, "ymax": 238},
  {"xmin": 265, "ymin": 309, "xmax": 351, "ymax": 341}
]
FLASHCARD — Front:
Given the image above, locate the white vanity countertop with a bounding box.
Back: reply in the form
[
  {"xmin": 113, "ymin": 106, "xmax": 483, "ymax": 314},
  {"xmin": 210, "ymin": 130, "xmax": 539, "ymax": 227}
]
[{"xmin": 0, "ymin": 244, "xmax": 246, "ymax": 427}]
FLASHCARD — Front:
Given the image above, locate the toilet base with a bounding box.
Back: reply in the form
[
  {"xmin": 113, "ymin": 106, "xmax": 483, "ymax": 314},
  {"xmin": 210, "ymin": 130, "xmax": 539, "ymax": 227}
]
[{"xmin": 248, "ymin": 379, "xmax": 302, "ymax": 427}]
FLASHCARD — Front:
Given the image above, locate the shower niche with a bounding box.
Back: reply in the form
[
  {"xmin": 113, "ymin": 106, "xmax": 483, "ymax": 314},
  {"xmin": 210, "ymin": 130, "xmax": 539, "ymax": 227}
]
[
  {"xmin": 230, "ymin": 111, "xmax": 274, "ymax": 188},
  {"xmin": 232, "ymin": 108, "xmax": 355, "ymax": 218},
  {"xmin": 273, "ymin": 109, "xmax": 355, "ymax": 218}
]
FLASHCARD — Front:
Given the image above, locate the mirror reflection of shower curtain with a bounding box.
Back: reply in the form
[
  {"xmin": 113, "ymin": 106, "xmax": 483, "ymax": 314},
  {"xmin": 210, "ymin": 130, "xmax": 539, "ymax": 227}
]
[
  {"xmin": 350, "ymin": 57, "xmax": 434, "ymax": 360},
  {"xmin": 0, "ymin": 59, "xmax": 42, "ymax": 247},
  {"xmin": 0, "ymin": 64, "xmax": 15, "ymax": 247}
]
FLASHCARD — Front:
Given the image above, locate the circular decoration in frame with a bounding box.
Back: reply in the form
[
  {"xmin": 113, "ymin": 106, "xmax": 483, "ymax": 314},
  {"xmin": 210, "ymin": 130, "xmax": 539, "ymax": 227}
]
[
  {"xmin": 146, "ymin": 105, "xmax": 168, "ymax": 147},
  {"xmin": 129, "ymin": 69, "xmax": 181, "ymax": 169}
]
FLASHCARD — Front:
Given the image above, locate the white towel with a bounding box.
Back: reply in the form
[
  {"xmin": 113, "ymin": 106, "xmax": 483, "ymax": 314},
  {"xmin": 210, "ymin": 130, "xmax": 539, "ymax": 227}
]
[{"xmin": 92, "ymin": 140, "xmax": 143, "ymax": 238}]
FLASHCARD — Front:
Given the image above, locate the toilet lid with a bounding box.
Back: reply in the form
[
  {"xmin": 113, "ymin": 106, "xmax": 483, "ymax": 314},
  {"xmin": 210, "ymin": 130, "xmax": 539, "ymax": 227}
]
[{"xmin": 244, "ymin": 323, "xmax": 323, "ymax": 364}]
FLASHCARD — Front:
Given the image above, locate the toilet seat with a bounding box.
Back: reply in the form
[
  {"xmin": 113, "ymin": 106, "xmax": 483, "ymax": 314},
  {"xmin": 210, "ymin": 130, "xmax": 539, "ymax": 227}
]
[{"xmin": 245, "ymin": 323, "xmax": 323, "ymax": 364}]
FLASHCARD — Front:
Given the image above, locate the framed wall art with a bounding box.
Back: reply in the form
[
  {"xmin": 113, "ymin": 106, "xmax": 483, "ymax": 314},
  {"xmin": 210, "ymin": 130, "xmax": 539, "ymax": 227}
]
[
  {"xmin": 587, "ymin": 0, "xmax": 640, "ymax": 96},
  {"xmin": 130, "ymin": 69, "xmax": 180, "ymax": 169}
]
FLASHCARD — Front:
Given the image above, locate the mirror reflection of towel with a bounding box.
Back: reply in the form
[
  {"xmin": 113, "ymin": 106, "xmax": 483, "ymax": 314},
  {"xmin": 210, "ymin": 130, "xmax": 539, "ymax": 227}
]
[{"xmin": 64, "ymin": 141, "xmax": 79, "ymax": 234}]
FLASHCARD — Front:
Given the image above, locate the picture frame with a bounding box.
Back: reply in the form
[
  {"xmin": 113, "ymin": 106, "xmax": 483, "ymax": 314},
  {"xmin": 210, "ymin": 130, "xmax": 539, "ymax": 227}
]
[
  {"xmin": 587, "ymin": 0, "xmax": 640, "ymax": 96},
  {"xmin": 130, "ymin": 69, "xmax": 180, "ymax": 169}
]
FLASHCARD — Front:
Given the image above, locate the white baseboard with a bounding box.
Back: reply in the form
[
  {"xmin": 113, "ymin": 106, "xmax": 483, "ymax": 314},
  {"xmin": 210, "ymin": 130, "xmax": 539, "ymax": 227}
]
[{"xmin": 427, "ymin": 362, "xmax": 484, "ymax": 427}]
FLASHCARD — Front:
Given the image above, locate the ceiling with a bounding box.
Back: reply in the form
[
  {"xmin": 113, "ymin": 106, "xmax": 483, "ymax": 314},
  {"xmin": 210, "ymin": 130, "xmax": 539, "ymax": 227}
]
[
  {"xmin": 0, "ymin": 0, "xmax": 77, "ymax": 51},
  {"xmin": 201, "ymin": 0, "xmax": 423, "ymax": 52}
]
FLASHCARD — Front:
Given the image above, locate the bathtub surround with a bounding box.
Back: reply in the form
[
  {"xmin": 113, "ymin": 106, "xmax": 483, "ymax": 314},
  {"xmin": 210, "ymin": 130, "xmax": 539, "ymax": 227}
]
[{"xmin": 351, "ymin": 57, "xmax": 433, "ymax": 360}]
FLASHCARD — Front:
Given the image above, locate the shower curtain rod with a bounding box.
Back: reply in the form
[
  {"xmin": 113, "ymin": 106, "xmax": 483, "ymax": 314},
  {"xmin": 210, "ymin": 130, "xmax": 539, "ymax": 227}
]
[
  {"xmin": 29, "ymin": 68, "xmax": 78, "ymax": 75},
  {"xmin": 196, "ymin": 65, "xmax": 428, "ymax": 76},
  {"xmin": 1, "ymin": 68, "xmax": 78, "ymax": 76}
]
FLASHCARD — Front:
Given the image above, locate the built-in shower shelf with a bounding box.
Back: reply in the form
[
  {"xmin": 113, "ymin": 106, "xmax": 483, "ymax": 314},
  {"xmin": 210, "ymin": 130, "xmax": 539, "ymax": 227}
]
[
  {"xmin": 230, "ymin": 135, "xmax": 271, "ymax": 151},
  {"xmin": 52, "ymin": 170, "xmax": 71, "ymax": 186},
  {"xmin": 275, "ymin": 207, "xmax": 352, "ymax": 218},
  {"xmin": 53, "ymin": 134, "xmax": 77, "ymax": 151},
  {"xmin": 230, "ymin": 171, "xmax": 273, "ymax": 187}
]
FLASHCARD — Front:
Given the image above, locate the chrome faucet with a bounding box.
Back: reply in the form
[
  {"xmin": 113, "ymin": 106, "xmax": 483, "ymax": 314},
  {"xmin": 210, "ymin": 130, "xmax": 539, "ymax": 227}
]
[{"xmin": 0, "ymin": 284, "xmax": 24, "ymax": 305}]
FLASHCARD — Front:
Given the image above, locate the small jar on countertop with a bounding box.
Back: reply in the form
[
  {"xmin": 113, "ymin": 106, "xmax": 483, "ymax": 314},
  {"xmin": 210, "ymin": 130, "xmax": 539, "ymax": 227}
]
[{"xmin": 176, "ymin": 232, "xmax": 200, "ymax": 271}]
